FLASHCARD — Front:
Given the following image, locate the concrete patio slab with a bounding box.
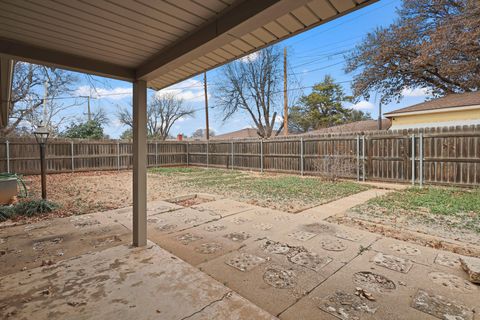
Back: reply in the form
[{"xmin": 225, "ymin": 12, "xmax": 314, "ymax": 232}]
[
  {"xmin": 2, "ymin": 191, "xmax": 479, "ymax": 320},
  {"xmin": 279, "ymin": 248, "xmax": 480, "ymax": 320},
  {"xmin": 0, "ymin": 214, "xmax": 130, "ymax": 276},
  {"xmin": 191, "ymin": 199, "xmax": 254, "ymax": 218},
  {"xmin": 198, "ymin": 240, "xmax": 328, "ymax": 317},
  {"xmin": 301, "ymin": 188, "xmax": 392, "ymax": 220},
  {"xmin": 0, "ymin": 242, "xmax": 277, "ymax": 320}
]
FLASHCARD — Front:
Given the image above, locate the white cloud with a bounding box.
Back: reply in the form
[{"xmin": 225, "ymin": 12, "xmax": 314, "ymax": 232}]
[
  {"xmin": 239, "ymin": 51, "xmax": 260, "ymax": 63},
  {"xmin": 349, "ymin": 100, "xmax": 375, "ymax": 110},
  {"xmin": 156, "ymin": 78, "xmax": 207, "ymax": 102},
  {"xmin": 75, "ymin": 86, "xmax": 132, "ymax": 100},
  {"xmin": 401, "ymin": 87, "xmax": 431, "ymax": 97}
]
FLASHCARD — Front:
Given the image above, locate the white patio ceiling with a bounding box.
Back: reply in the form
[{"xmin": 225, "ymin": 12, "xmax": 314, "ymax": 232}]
[{"xmin": 0, "ymin": 0, "xmax": 376, "ymax": 88}]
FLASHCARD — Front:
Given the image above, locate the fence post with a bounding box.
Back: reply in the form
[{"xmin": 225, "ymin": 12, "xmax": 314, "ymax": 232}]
[
  {"xmin": 71, "ymin": 141, "xmax": 75, "ymax": 172},
  {"xmin": 231, "ymin": 141, "xmax": 234, "ymax": 171},
  {"xmin": 117, "ymin": 141, "xmax": 120, "ymax": 171},
  {"xmin": 411, "ymin": 134, "xmax": 415, "ymax": 185},
  {"xmin": 419, "ymin": 132, "xmax": 423, "ymax": 187},
  {"xmin": 260, "ymin": 140, "xmax": 264, "ymax": 173},
  {"xmin": 206, "ymin": 141, "xmax": 209, "ymax": 168},
  {"xmin": 300, "ymin": 137, "xmax": 304, "ymax": 176},
  {"xmin": 155, "ymin": 141, "xmax": 158, "ymax": 167},
  {"xmin": 356, "ymin": 135, "xmax": 360, "ymax": 181},
  {"xmin": 362, "ymin": 136, "xmax": 366, "ymax": 182},
  {"xmin": 186, "ymin": 142, "xmax": 189, "ymax": 166},
  {"xmin": 5, "ymin": 140, "xmax": 10, "ymax": 173}
]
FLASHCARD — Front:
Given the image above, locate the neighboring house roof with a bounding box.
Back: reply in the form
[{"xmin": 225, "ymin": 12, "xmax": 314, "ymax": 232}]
[
  {"xmin": 300, "ymin": 119, "xmax": 391, "ymax": 135},
  {"xmin": 211, "ymin": 128, "xmax": 260, "ymax": 140},
  {"xmin": 384, "ymin": 91, "xmax": 480, "ymax": 117}
]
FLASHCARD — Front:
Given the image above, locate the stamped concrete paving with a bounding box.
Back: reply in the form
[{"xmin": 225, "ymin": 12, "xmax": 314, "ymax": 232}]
[{"xmin": 1, "ymin": 189, "xmax": 479, "ymax": 320}]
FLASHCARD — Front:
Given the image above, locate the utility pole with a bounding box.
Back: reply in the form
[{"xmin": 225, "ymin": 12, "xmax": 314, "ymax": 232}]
[
  {"xmin": 378, "ymin": 101, "xmax": 382, "ymax": 130},
  {"xmin": 204, "ymin": 72, "xmax": 210, "ymax": 140},
  {"xmin": 283, "ymin": 47, "xmax": 288, "ymax": 136},
  {"xmin": 86, "ymin": 95, "xmax": 91, "ymax": 121}
]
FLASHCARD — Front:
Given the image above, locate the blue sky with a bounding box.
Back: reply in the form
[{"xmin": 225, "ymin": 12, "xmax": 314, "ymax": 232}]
[{"xmin": 54, "ymin": 0, "xmax": 431, "ymax": 138}]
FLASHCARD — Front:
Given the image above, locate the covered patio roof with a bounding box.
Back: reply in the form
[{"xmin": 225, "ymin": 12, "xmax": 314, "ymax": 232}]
[{"xmin": 0, "ymin": 0, "xmax": 377, "ymax": 246}]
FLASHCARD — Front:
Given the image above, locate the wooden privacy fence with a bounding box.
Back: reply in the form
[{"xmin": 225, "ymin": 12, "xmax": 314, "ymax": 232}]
[{"xmin": 1, "ymin": 125, "xmax": 479, "ymax": 186}]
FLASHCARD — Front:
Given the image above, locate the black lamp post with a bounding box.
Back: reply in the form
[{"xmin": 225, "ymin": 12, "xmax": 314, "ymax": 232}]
[{"xmin": 34, "ymin": 124, "xmax": 50, "ymax": 199}]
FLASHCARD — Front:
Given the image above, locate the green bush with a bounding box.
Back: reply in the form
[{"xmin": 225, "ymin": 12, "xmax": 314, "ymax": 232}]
[
  {"xmin": 0, "ymin": 206, "xmax": 15, "ymax": 221},
  {"xmin": 0, "ymin": 199, "xmax": 58, "ymax": 221}
]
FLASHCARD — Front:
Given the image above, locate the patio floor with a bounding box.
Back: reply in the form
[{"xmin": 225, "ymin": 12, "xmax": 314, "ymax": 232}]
[{"xmin": 1, "ymin": 189, "xmax": 479, "ymax": 319}]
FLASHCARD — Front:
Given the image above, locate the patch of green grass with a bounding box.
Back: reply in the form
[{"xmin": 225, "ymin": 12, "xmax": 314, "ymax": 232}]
[
  {"xmin": 0, "ymin": 199, "xmax": 58, "ymax": 221},
  {"xmin": 150, "ymin": 167, "xmax": 369, "ymax": 211},
  {"xmin": 149, "ymin": 167, "xmax": 204, "ymax": 175},
  {"xmin": 356, "ymin": 187, "xmax": 480, "ymax": 234},
  {"xmin": 367, "ymin": 187, "xmax": 480, "ymax": 216}
]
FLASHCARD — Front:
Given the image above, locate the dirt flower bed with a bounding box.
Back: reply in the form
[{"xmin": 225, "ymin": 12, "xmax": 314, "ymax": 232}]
[
  {"xmin": 12, "ymin": 167, "xmax": 368, "ymax": 224},
  {"xmin": 329, "ymin": 187, "xmax": 480, "ymax": 247}
]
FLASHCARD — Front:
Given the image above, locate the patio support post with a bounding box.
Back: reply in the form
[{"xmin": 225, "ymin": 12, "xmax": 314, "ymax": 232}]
[
  {"xmin": 132, "ymin": 80, "xmax": 147, "ymax": 247},
  {"xmin": 186, "ymin": 142, "xmax": 189, "ymax": 166}
]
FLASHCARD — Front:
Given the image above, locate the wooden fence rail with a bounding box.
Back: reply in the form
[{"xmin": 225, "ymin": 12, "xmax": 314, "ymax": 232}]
[{"xmin": 1, "ymin": 125, "xmax": 479, "ymax": 186}]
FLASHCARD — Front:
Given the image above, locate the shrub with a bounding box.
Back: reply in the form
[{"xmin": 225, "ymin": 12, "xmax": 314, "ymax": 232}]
[
  {"xmin": 0, "ymin": 199, "xmax": 58, "ymax": 221},
  {"xmin": 0, "ymin": 206, "xmax": 15, "ymax": 221}
]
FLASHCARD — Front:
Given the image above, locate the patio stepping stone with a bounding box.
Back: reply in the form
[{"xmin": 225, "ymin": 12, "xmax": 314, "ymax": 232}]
[
  {"xmin": 316, "ymin": 290, "xmax": 378, "ymax": 320},
  {"xmin": 263, "ymin": 265, "xmax": 297, "ymax": 289},
  {"xmin": 352, "ymin": 271, "xmax": 396, "ymax": 293},
  {"xmin": 225, "ymin": 253, "xmax": 265, "ymax": 272},
  {"xmin": 460, "ymin": 256, "xmax": 480, "ymax": 284},
  {"xmin": 435, "ymin": 253, "xmax": 461, "ymax": 269},
  {"xmin": 320, "ymin": 238, "xmax": 347, "ymax": 252},
  {"xmin": 372, "ymin": 253, "xmax": 413, "ymax": 273},
  {"xmin": 428, "ymin": 271, "xmax": 476, "ymax": 293},
  {"xmin": 411, "ymin": 289, "xmax": 474, "ymax": 320},
  {"xmin": 288, "ymin": 231, "xmax": 316, "ymax": 242}
]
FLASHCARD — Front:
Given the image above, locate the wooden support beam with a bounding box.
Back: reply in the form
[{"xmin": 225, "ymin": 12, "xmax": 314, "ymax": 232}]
[
  {"xmin": 136, "ymin": 0, "xmax": 311, "ymax": 81},
  {"xmin": 0, "ymin": 57, "xmax": 13, "ymax": 128},
  {"xmin": 132, "ymin": 80, "xmax": 147, "ymax": 247},
  {"xmin": 0, "ymin": 38, "xmax": 135, "ymax": 82}
]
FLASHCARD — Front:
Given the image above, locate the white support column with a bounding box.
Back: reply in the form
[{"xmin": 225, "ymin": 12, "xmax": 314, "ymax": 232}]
[{"xmin": 132, "ymin": 80, "xmax": 147, "ymax": 247}]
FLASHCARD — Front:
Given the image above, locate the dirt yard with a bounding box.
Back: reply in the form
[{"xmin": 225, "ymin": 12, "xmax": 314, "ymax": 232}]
[{"xmin": 19, "ymin": 167, "xmax": 368, "ymax": 222}]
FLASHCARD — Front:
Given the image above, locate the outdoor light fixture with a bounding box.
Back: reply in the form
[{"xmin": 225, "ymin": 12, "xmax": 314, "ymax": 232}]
[{"xmin": 34, "ymin": 124, "xmax": 50, "ymax": 199}]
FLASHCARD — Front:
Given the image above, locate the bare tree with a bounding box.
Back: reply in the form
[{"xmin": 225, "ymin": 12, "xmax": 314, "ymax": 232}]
[
  {"xmin": 2, "ymin": 62, "xmax": 77, "ymax": 137},
  {"xmin": 117, "ymin": 92, "xmax": 194, "ymax": 140},
  {"xmin": 215, "ymin": 47, "xmax": 285, "ymax": 139},
  {"xmin": 191, "ymin": 128, "xmax": 215, "ymax": 139},
  {"xmin": 346, "ymin": 0, "xmax": 480, "ymax": 103}
]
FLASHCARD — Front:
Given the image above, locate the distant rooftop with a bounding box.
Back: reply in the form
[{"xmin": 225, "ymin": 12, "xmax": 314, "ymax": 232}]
[
  {"xmin": 212, "ymin": 128, "xmax": 260, "ymax": 140},
  {"xmin": 385, "ymin": 91, "xmax": 480, "ymax": 116},
  {"xmin": 299, "ymin": 119, "xmax": 391, "ymax": 135}
]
